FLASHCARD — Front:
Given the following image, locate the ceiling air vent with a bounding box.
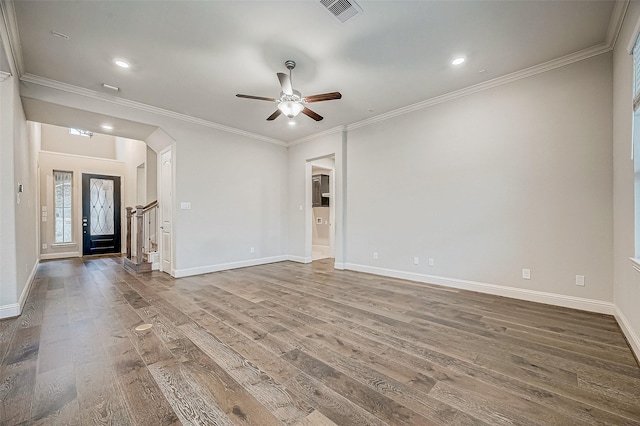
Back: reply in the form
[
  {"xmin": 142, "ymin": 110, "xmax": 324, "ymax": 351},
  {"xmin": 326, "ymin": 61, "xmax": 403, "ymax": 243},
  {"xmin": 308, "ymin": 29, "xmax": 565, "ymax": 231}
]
[{"xmin": 319, "ymin": 0, "xmax": 362, "ymax": 23}]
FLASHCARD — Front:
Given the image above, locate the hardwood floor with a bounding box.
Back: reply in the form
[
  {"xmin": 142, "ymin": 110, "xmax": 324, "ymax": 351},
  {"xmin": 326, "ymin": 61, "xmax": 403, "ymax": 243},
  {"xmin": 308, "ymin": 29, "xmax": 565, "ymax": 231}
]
[{"xmin": 1, "ymin": 257, "xmax": 639, "ymax": 425}]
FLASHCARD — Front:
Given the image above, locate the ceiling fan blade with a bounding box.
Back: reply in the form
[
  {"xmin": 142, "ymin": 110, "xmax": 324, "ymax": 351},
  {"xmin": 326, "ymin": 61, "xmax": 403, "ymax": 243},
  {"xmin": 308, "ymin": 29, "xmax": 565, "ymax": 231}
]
[
  {"xmin": 236, "ymin": 94, "xmax": 277, "ymax": 102},
  {"xmin": 267, "ymin": 110, "xmax": 282, "ymax": 121},
  {"xmin": 301, "ymin": 107, "xmax": 323, "ymax": 121},
  {"xmin": 304, "ymin": 92, "xmax": 342, "ymax": 103},
  {"xmin": 277, "ymin": 72, "xmax": 293, "ymax": 96}
]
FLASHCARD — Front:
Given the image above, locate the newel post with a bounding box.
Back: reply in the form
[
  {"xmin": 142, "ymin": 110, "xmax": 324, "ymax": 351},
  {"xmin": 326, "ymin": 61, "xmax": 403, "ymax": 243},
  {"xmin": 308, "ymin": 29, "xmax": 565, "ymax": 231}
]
[
  {"xmin": 136, "ymin": 205, "xmax": 144, "ymax": 262},
  {"xmin": 126, "ymin": 207, "xmax": 133, "ymax": 259}
]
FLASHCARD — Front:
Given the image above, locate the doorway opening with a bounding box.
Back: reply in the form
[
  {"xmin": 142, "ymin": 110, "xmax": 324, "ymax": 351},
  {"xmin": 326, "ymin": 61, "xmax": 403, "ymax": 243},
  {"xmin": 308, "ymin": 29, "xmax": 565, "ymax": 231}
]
[{"xmin": 308, "ymin": 157, "xmax": 335, "ymax": 261}]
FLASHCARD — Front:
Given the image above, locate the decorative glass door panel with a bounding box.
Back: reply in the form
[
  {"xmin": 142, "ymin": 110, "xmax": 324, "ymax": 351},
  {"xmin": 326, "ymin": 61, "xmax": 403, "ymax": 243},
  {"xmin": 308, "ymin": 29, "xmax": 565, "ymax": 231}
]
[
  {"xmin": 82, "ymin": 174, "xmax": 121, "ymax": 255},
  {"xmin": 89, "ymin": 178, "xmax": 115, "ymax": 236}
]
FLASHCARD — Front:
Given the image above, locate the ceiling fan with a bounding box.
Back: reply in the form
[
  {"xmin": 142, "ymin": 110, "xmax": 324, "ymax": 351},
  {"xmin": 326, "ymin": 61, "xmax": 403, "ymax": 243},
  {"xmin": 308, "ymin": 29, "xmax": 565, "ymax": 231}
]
[{"xmin": 236, "ymin": 60, "xmax": 342, "ymax": 122}]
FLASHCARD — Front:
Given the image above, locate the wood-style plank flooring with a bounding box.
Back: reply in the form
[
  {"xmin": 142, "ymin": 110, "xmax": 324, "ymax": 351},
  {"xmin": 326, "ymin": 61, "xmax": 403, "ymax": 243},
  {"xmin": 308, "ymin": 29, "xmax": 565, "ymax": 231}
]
[{"xmin": 1, "ymin": 257, "xmax": 639, "ymax": 425}]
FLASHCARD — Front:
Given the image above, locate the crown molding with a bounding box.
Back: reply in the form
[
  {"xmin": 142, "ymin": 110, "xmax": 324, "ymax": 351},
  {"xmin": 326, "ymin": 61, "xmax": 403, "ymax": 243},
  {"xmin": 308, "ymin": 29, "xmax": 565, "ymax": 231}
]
[
  {"xmin": 0, "ymin": 0, "xmax": 23, "ymax": 77},
  {"xmin": 347, "ymin": 42, "xmax": 613, "ymax": 132},
  {"xmin": 20, "ymin": 73, "xmax": 288, "ymax": 147},
  {"xmin": 288, "ymin": 125, "xmax": 345, "ymax": 147},
  {"xmin": 607, "ymin": 0, "xmax": 629, "ymax": 50}
]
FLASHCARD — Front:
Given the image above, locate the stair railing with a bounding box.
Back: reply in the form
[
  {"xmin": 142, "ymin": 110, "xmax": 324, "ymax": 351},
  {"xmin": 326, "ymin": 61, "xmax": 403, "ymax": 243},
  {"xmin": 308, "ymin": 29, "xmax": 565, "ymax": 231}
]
[{"xmin": 126, "ymin": 200, "xmax": 158, "ymax": 265}]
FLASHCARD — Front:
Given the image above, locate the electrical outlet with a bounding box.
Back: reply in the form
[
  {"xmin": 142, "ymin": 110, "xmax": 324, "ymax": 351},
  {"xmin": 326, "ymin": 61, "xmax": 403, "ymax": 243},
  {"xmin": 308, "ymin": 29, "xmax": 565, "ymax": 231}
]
[
  {"xmin": 576, "ymin": 275, "xmax": 585, "ymax": 286},
  {"xmin": 373, "ymin": 252, "xmax": 378, "ymax": 260},
  {"xmin": 42, "ymin": 243, "xmax": 47, "ymax": 250},
  {"xmin": 180, "ymin": 202, "xmax": 191, "ymax": 210},
  {"xmin": 428, "ymin": 258, "xmax": 434, "ymax": 267},
  {"xmin": 250, "ymin": 247, "xmax": 255, "ymax": 254},
  {"xmin": 522, "ymin": 269, "xmax": 531, "ymax": 280},
  {"xmin": 414, "ymin": 257, "xmax": 419, "ymax": 265}
]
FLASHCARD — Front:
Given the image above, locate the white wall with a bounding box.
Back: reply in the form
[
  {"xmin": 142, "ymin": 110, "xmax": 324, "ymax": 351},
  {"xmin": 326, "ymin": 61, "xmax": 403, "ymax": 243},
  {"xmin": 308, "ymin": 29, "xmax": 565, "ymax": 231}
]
[
  {"xmin": 41, "ymin": 123, "xmax": 117, "ymax": 159},
  {"xmin": 0, "ymin": 74, "xmax": 39, "ymax": 318},
  {"xmin": 173, "ymin": 128, "xmax": 288, "ymax": 275},
  {"xmin": 612, "ymin": 1, "xmax": 640, "ymax": 358},
  {"xmin": 345, "ymin": 53, "xmax": 614, "ymax": 308}
]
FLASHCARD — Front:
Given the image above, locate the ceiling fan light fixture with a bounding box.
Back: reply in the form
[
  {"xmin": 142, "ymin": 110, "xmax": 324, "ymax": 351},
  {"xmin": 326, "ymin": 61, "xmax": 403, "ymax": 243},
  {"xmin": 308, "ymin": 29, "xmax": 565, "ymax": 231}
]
[{"xmin": 278, "ymin": 100, "xmax": 304, "ymax": 118}]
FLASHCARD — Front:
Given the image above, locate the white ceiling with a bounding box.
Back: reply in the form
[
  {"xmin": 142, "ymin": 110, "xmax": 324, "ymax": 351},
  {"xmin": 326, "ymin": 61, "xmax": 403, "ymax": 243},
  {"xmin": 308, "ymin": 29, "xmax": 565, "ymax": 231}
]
[{"xmin": 11, "ymin": 0, "xmax": 618, "ymax": 144}]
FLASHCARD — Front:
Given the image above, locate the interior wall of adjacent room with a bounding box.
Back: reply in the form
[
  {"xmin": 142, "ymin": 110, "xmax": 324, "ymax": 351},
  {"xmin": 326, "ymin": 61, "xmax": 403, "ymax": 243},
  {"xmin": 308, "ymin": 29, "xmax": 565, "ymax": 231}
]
[
  {"xmin": 0, "ymin": 74, "xmax": 39, "ymax": 314},
  {"xmin": 312, "ymin": 163, "xmax": 333, "ymax": 248},
  {"xmin": 288, "ymin": 132, "xmax": 344, "ymax": 263},
  {"xmin": 115, "ymin": 136, "xmax": 147, "ymax": 210},
  {"xmin": 115, "ymin": 136, "xmax": 148, "ymax": 256},
  {"xmin": 146, "ymin": 146, "xmax": 158, "ymax": 203},
  {"xmin": 612, "ymin": 0, "xmax": 640, "ymax": 358},
  {"xmin": 38, "ymin": 151, "xmax": 125, "ymax": 258},
  {"xmin": 346, "ymin": 52, "xmax": 613, "ymax": 303},
  {"xmin": 41, "ymin": 122, "xmax": 117, "ymax": 159}
]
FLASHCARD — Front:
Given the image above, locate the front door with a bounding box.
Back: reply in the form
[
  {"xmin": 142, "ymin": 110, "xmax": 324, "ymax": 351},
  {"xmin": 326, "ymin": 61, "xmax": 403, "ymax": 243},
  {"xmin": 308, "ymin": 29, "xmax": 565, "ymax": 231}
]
[{"xmin": 82, "ymin": 173, "xmax": 121, "ymax": 256}]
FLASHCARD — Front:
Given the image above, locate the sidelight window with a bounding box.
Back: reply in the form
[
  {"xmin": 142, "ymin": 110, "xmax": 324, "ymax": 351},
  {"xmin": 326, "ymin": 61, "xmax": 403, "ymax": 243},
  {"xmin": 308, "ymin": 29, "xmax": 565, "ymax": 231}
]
[{"xmin": 54, "ymin": 170, "xmax": 73, "ymax": 243}]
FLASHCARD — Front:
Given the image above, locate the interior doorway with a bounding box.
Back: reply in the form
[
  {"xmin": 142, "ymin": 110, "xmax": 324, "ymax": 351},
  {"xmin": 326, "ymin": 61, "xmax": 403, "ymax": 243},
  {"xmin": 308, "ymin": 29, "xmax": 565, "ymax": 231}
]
[{"xmin": 309, "ymin": 157, "xmax": 335, "ymax": 261}]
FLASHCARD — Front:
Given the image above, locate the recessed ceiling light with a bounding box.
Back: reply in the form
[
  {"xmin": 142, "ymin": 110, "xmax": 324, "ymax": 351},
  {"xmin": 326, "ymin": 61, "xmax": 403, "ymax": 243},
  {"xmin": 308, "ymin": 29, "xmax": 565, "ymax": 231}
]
[
  {"xmin": 114, "ymin": 59, "xmax": 130, "ymax": 69},
  {"xmin": 102, "ymin": 83, "xmax": 119, "ymax": 91},
  {"xmin": 51, "ymin": 30, "xmax": 70, "ymax": 40},
  {"xmin": 288, "ymin": 120, "xmax": 296, "ymax": 126},
  {"xmin": 451, "ymin": 57, "xmax": 465, "ymax": 66},
  {"xmin": 101, "ymin": 124, "xmax": 113, "ymax": 131}
]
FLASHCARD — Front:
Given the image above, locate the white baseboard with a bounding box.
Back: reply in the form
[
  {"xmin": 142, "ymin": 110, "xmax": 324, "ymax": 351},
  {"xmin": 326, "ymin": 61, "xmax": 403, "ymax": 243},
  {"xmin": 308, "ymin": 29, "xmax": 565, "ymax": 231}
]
[
  {"xmin": 344, "ymin": 263, "xmax": 615, "ymax": 315},
  {"xmin": 0, "ymin": 303, "xmax": 20, "ymax": 319},
  {"xmin": 174, "ymin": 255, "xmax": 288, "ymax": 278},
  {"xmin": 287, "ymin": 255, "xmax": 312, "ymax": 264},
  {"xmin": 40, "ymin": 251, "xmax": 80, "ymax": 260},
  {"xmin": 614, "ymin": 305, "xmax": 640, "ymax": 362},
  {"xmin": 334, "ymin": 262, "xmax": 345, "ymax": 270},
  {"xmin": 0, "ymin": 260, "xmax": 39, "ymax": 319}
]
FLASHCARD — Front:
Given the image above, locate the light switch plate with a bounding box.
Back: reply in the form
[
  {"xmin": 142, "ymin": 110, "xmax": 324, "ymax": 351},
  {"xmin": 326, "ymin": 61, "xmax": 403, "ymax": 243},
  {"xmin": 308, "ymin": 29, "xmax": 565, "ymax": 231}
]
[
  {"xmin": 180, "ymin": 202, "xmax": 191, "ymax": 210},
  {"xmin": 522, "ymin": 269, "xmax": 531, "ymax": 279}
]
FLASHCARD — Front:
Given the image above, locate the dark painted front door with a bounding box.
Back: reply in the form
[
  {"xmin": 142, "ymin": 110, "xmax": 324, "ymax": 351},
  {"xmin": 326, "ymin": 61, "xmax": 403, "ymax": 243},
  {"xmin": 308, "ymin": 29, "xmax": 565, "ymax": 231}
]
[{"xmin": 82, "ymin": 173, "xmax": 121, "ymax": 256}]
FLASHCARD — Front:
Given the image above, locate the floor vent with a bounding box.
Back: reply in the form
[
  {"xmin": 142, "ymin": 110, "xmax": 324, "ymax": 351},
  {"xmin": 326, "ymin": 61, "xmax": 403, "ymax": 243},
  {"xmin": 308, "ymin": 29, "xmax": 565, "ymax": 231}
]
[{"xmin": 319, "ymin": 0, "xmax": 362, "ymax": 23}]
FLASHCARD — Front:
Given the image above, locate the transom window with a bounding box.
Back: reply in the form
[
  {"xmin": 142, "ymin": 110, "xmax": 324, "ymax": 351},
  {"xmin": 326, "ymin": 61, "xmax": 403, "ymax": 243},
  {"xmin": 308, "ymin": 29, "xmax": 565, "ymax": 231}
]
[{"xmin": 68, "ymin": 128, "xmax": 93, "ymax": 138}]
